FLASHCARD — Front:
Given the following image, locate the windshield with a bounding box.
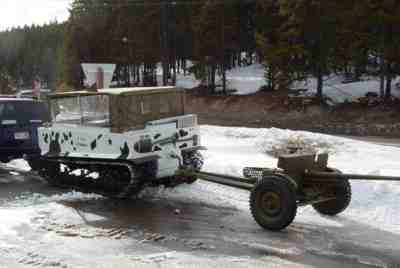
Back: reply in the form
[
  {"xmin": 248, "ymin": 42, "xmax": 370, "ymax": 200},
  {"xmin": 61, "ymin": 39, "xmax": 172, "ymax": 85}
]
[
  {"xmin": 0, "ymin": 101, "xmax": 49, "ymax": 123},
  {"xmin": 51, "ymin": 95, "xmax": 110, "ymax": 127}
]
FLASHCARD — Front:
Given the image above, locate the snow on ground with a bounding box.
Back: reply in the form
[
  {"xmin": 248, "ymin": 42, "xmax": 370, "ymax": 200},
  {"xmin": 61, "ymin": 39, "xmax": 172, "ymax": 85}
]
[
  {"xmin": 224, "ymin": 64, "xmax": 266, "ymax": 95},
  {"xmin": 10, "ymin": 191, "xmax": 103, "ymax": 207},
  {"xmin": 296, "ymin": 76, "xmax": 400, "ymax": 104},
  {"xmin": 128, "ymin": 252, "xmax": 311, "ymax": 268},
  {"xmin": 197, "ymin": 126, "xmax": 400, "ymax": 233},
  {"xmin": 109, "ymin": 60, "xmax": 400, "ymax": 104},
  {"xmin": 1, "ymin": 125, "xmax": 400, "ymax": 267},
  {"xmin": 171, "ymin": 62, "xmax": 400, "ymax": 104},
  {"xmin": 175, "ymin": 64, "xmax": 266, "ymax": 95},
  {"xmin": 6, "ymin": 159, "xmax": 31, "ymax": 172},
  {"xmin": 0, "ymin": 191, "xmax": 104, "ymax": 228},
  {"xmin": 156, "ymin": 62, "xmax": 265, "ymax": 94},
  {"xmin": 130, "ymin": 125, "xmax": 400, "ymax": 234},
  {"xmin": 0, "ymin": 207, "xmax": 34, "ymax": 236}
]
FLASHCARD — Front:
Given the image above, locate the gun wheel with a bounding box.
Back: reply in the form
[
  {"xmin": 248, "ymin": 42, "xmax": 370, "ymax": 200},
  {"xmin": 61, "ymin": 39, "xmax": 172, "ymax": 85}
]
[
  {"xmin": 312, "ymin": 178, "xmax": 352, "ymax": 216},
  {"xmin": 250, "ymin": 176, "xmax": 297, "ymax": 231}
]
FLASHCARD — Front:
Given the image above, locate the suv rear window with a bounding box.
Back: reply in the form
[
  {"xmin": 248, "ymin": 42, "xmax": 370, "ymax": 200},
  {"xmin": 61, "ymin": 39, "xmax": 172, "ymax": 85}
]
[{"xmin": 0, "ymin": 101, "xmax": 49, "ymax": 123}]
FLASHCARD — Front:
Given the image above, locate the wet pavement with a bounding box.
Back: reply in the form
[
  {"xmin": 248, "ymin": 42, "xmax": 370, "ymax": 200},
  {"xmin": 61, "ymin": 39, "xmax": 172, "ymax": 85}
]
[{"xmin": 0, "ymin": 172, "xmax": 399, "ymax": 267}]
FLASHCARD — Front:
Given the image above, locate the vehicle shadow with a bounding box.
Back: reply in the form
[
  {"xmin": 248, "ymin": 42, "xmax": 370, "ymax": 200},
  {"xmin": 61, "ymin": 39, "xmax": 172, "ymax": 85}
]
[{"xmin": 59, "ymin": 194, "xmax": 237, "ymax": 234}]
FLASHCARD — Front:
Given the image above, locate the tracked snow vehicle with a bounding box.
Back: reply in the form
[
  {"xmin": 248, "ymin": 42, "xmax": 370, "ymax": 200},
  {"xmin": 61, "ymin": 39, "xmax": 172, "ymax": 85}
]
[{"xmin": 28, "ymin": 87, "xmax": 204, "ymax": 197}]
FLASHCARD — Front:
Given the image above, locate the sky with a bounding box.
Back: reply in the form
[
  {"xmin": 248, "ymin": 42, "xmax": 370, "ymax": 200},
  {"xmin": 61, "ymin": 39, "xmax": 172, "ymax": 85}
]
[{"xmin": 0, "ymin": 0, "xmax": 72, "ymax": 31}]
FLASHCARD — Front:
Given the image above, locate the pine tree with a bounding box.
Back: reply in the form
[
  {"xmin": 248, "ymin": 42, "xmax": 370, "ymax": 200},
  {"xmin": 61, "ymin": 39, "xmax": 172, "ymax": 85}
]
[
  {"xmin": 278, "ymin": 0, "xmax": 342, "ymax": 102},
  {"xmin": 255, "ymin": 0, "xmax": 300, "ymax": 90},
  {"xmin": 365, "ymin": 0, "xmax": 400, "ymax": 99}
]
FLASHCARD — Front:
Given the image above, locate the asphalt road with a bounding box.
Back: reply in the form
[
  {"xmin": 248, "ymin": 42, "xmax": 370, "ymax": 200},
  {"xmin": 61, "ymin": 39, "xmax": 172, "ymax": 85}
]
[{"xmin": 0, "ymin": 171, "xmax": 399, "ymax": 268}]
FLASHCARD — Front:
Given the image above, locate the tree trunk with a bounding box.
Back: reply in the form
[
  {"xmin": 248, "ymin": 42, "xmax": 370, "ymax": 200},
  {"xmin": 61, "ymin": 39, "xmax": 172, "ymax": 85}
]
[
  {"xmin": 248, "ymin": 51, "xmax": 253, "ymax": 65},
  {"xmin": 379, "ymin": 53, "xmax": 385, "ymax": 98},
  {"xmin": 211, "ymin": 65, "xmax": 216, "ymax": 94},
  {"xmin": 385, "ymin": 63, "xmax": 392, "ymax": 100},
  {"xmin": 161, "ymin": 2, "xmax": 169, "ymax": 86},
  {"xmin": 222, "ymin": 64, "xmax": 227, "ymax": 95},
  {"xmin": 316, "ymin": 69, "xmax": 324, "ymax": 103},
  {"xmin": 173, "ymin": 61, "xmax": 177, "ymax": 86},
  {"xmin": 136, "ymin": 65, "xmax": 140, "ymax": 86},
  {"xmin": 380, "ymin": 71, "xmax": 385, "ymax": 98}
]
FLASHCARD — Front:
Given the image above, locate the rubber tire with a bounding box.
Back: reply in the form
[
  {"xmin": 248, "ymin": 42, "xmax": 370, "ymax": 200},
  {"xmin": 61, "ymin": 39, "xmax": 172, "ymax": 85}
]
[
  {"xmin": 312, "ymin": 179, "xmax": 352, "ymax": 216},
  {"xmin": 250, "ymin": 177, "xmax": 297, "ymax": 231}
]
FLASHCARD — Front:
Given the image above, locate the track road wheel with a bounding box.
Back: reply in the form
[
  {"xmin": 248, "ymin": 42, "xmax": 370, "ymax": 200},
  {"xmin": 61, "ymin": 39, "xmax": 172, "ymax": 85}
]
[
  {"xmin": 250, "ymin": 177, "xmax": 297, "ymax": 231},
  {"xmin": 312, "ymin": 179, "xmax": 352, "ymax": 216}
]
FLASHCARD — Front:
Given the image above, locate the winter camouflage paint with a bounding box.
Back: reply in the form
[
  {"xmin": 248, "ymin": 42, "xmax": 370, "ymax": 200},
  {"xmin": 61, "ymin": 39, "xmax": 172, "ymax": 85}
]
[{"xmin": 38, "ymin": 87, "xmax": 202, "ymax": 179}]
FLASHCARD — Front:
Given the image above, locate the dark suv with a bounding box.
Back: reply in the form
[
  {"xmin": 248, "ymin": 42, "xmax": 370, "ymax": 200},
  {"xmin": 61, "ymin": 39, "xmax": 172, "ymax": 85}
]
[{"xmin": 0, "ymin": 98, "xmax": 50, "ymax": 162}]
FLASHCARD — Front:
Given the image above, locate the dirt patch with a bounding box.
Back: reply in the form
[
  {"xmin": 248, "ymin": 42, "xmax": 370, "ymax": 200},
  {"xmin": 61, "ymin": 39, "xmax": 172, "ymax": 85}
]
[{"xmin": 185, "ymin": 91, "xmax": 400, "ymax": 137}]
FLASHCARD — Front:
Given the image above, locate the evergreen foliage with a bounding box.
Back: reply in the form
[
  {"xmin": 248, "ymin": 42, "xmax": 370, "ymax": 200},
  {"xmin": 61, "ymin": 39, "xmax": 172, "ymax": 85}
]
[
  {"xmin": 1, "ymin": 0, "xmax": 400, "ymax": 101},
  {"xmin": 0, "ymin": 23, "xmax": 64, "ymax": 93}
]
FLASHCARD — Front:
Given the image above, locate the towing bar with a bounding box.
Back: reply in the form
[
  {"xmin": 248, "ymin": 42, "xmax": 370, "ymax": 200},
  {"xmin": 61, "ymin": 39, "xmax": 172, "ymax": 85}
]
[{"xmin": 196, "ymin": 171, "xmax": 255, "ymax": 191}]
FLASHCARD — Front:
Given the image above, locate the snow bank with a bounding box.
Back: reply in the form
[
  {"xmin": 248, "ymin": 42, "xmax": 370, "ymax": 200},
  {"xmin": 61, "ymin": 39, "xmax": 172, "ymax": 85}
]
[
  {"xmin": 0, "ymin": 208, "xmax": 34, "ymax": 236},
  {"xmin": 6, "ymin": 159, "xmax": 31, "ymax": 172},
  {"xmin": 10, "ymin": 191, "xmax": 103, "ymax": 208}
]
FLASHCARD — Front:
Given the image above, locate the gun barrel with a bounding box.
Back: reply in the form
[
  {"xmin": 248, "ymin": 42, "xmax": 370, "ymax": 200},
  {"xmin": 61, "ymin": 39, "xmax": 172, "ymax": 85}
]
[{"xmin": 306, "ymin": 171, "xmax": 400, "ymax": 182}]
